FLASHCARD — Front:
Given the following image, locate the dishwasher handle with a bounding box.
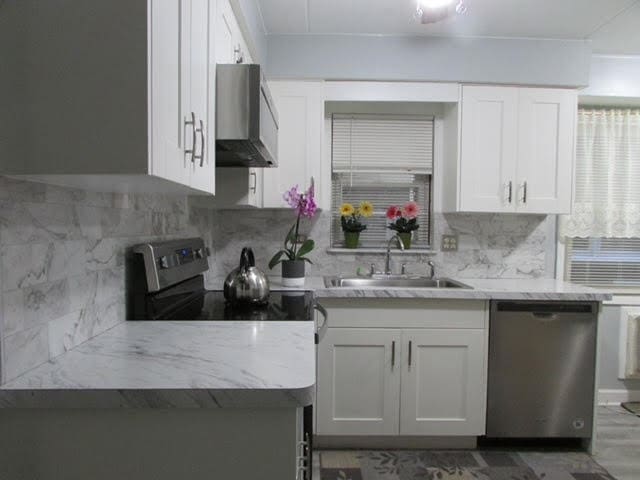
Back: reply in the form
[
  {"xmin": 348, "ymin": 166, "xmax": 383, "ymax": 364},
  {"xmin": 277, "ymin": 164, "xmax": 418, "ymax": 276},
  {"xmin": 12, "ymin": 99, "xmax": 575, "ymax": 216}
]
[{"xmin": 495, "ymin": 301, "xmax": 595, "ymax": 315}]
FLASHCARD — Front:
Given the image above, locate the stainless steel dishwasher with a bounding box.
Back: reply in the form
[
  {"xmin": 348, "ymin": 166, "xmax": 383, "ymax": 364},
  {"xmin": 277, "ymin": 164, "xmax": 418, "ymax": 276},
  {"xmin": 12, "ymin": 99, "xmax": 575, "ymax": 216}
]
[{"xmin": 487, "ymin": 301, "xmax": 598, "ymax": 438}]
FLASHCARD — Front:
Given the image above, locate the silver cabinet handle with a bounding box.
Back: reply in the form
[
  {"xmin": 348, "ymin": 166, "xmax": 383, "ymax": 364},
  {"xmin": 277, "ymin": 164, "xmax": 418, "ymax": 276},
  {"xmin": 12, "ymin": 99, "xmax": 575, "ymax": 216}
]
[
  {"xmin": 304, "ymin": 432, "xmax": 311, "ymax": 479},
  {"xmin": 505, "ymin": 181, "xmax": 513, "ymax": 204},
  {"xmin": 184, "ymin": 112, "xmax": 196, "ymax": 162},
  {"xmin": 408, "ymin": 340, "xmax": 412, "ymax": 367},
  {"xmin": 313, "ymin": 303, "xmax": 328, "ymax": 345},
  {"xmin": 234, "ymin": 44, "xmax": 243, "ymax": 64},
  {"xmin": 194, "ymin": 119, "xmax": 205, "ymax": 166},
  {"xmin": 250, "ymin": 171, "xmax": 257, "ymax": 193},
  {"xmin": 521, "ymin": 180, "xmax": 527, "ymax": 204},
  {"xmin": 391, "ymin": 341, "xmax": 396, "ymax": 368}
]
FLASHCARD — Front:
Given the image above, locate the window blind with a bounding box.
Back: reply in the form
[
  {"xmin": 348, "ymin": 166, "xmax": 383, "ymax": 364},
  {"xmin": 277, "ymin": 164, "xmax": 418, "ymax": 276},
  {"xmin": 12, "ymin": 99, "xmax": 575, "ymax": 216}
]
[
  {"xmin": 566, "ymin": 237, "xmax": 640, "ymax": 287},
  {"xmin": 331, "ymin": 173, "xmax": 431, "ymax": 248},
  {"xmin": 332, "ymin": 114, "xmax": 434, "ymax": 174},
  {"xmin": 330, "ymin": 114, "xmax": 433, "ymax": 249}
]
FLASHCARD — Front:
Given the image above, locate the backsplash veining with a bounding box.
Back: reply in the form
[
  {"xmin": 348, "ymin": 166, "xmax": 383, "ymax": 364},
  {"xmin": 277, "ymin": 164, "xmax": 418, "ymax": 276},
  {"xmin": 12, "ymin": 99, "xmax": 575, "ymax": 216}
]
[
  {"xmin": 0, "ymin": 176, "xmax": 215, "ymax": 383},
  {"xmin": 210, "ymin": 209, "xmax": 555, "ymax": 282}
]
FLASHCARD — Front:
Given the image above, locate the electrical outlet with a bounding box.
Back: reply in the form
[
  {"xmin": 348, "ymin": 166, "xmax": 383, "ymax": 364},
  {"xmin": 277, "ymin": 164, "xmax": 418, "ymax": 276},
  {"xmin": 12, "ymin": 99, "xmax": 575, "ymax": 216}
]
[{"xmin": 441, "ymin": 234, "xmax": 459, "ymax": 252}]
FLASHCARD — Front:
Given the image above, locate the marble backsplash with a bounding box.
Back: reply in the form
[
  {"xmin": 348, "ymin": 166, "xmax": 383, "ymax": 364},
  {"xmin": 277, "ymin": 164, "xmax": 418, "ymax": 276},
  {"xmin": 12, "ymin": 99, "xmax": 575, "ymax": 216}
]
[
  {"xmin": 0, "ymin": 176, "xmax": 215, "ymax": 383},
  {"xmin": 0, "ymin": 175, "xmax": 555, "ymax": 383},
  {"xmin": 209, "ymin": 209, "xmax": 556, "ymax": 283}
]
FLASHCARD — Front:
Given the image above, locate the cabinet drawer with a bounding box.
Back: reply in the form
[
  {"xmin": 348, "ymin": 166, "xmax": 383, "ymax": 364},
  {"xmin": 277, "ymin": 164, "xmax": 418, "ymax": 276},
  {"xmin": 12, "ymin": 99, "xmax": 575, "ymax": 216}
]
[{"xmin": 318, "ymin": 299, "xmax": 487, "ymax": 329}]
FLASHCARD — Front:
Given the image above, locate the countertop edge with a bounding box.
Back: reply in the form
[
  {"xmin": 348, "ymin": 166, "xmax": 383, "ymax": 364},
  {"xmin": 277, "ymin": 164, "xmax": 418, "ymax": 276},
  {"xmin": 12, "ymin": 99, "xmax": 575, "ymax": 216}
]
[
  {"xmin": 0, "ymin": 385, "xmax": 315, "ymax": 409},
  {"xmin": 313, "ymin": 288, "xmax": 612, "ymax": 302}
]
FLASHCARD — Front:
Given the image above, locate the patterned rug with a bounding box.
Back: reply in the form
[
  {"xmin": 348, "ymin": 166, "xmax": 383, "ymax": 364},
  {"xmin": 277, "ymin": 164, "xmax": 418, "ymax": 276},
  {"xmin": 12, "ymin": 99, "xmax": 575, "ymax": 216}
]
[{"xmin": 318, "ymin": 450, "xmax": 617, "ymax": 480}]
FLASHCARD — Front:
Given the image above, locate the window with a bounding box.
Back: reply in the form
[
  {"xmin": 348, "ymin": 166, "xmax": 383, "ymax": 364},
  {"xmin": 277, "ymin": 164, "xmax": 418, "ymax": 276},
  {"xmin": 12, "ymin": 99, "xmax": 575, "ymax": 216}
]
[
  {"xmin": 330, "ymin": 114, "xmax": 433, "ymax": 249},
  {"xmin": 561, "ymin": 108, "xmax": 640, "ymax": 288}
]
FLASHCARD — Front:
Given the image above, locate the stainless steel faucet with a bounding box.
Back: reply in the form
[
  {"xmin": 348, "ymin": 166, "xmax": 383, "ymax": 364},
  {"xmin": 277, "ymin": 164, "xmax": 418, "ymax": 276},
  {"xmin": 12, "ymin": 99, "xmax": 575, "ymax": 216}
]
[
  {"xmin": 427, "ymin": 260, "xmax": 436, "ymax": 279},
  {"xmin": 384, "ymin": 235, "xmax": 405, "ymax": 275}
]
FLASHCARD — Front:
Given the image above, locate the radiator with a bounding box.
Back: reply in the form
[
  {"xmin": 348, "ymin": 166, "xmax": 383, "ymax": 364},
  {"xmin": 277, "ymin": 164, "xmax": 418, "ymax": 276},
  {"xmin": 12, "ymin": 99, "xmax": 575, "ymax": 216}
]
[{"xmin": 619, "ymin": 307, "xmax": 640, "ymax": 380}]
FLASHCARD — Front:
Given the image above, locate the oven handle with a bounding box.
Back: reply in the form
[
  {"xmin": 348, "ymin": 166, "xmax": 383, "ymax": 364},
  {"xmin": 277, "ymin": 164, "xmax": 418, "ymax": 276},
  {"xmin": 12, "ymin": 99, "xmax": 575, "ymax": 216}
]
[{"xmin": 313, "ymin": 303, "xmax": 328, "ymax": 345}]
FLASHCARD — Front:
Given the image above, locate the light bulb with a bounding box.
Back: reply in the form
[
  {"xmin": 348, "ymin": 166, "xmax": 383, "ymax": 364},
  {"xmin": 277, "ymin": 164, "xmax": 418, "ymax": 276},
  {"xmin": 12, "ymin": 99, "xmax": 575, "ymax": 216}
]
[{"xmin": 418, "ymin": 0, "xmax": 455, "ymax": 9}]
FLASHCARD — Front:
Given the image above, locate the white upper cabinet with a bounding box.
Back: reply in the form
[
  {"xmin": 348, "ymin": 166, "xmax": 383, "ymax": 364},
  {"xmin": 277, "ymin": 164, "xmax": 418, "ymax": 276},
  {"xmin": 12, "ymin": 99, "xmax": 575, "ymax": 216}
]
[
  {"xmin": 445, "ymin": 85, "xmax": 577, "ymax": 214},
  {"xmin": 0, "ymin": 0, "xmax": 215, "ymax": 194},
  {"xmin": 215, "ymin": 0, "xmax": 250, "ymax": 64},
  {"xmin": 150, "ymin": 0, "xmax": 190, "ymax": 188},
  {"xmin": 263, "ymin": 81, "xmax": 324, "ymax": 208},
  {"xmin": 209, "ymin": 0, "xmax": 264, "ymax": 209},
  {"xmin": 516, "ymin": 88, "xmax": 576, "ymax": 214},
  {"xmin": 183, "ymin": 0, "xmax": 215, "ymax": 194},
  {"xmin": 459, "ymin": 86, "xmax": 519, "ymax": 213}
]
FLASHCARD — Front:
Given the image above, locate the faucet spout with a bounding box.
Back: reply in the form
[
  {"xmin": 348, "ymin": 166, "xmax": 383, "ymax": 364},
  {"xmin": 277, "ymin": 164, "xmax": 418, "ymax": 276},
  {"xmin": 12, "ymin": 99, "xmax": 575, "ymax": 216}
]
[{"xmin": 384, "ymin": 235, "xmax": 405, "ymax": 275}]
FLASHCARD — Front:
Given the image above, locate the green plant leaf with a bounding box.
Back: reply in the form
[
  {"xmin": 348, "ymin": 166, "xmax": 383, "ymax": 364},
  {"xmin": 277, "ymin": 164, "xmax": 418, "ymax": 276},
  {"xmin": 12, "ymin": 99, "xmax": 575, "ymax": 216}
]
[
  {"xmin": 295, "ymin": 239, "xmax": 315, "ymax": 259},
  {"xmin": 268, "ymin": 250, "xmax": 288, "ymax": 269},
  {"xmin": 284, "ymin": 223, "xmax": 296, "ymax": 249}
]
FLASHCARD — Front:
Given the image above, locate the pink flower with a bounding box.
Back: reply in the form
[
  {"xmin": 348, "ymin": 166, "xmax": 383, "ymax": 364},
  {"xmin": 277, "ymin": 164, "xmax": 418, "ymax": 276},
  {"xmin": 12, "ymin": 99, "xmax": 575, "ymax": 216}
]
[
  {"xmin": 403, "ymin": 201, "xmax": 419, "ymax": 219},
  {"xmin": 386, "ymin": 205, "xmax": 401, "ymax": 220},
  {"xmin": 283, "ymin": 180, "xmax": 317, "ymax": 218},
  {"xmin": 283, "ymin": 185, "xmax": 300, "ymax": 209}
]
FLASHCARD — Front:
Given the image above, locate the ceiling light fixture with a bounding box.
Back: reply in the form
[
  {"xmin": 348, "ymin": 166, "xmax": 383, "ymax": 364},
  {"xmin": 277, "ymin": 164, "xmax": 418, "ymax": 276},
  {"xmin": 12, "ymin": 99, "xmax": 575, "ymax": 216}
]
[{"xmin": 416, "ymin": 0, "xmax": 466, "ymax": 24}]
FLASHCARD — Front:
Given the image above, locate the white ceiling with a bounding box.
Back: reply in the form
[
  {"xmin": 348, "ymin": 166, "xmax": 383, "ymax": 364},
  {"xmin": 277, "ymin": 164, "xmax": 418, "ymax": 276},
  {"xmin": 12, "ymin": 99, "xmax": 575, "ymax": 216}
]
[{"xmin": 256, "ymin": 0, "xmax": 640, "ymax": 55}]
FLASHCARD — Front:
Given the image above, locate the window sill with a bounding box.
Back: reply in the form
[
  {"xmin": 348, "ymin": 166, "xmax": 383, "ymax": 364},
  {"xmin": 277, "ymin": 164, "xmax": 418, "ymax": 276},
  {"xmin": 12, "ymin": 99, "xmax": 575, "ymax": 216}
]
[
  {"xmin": 327, "ymin": 248, "xmax": 437, "ymax": 255},
  {"xmin": 603, "ymin": 293, "xmax": 640, "ymax": 306}
]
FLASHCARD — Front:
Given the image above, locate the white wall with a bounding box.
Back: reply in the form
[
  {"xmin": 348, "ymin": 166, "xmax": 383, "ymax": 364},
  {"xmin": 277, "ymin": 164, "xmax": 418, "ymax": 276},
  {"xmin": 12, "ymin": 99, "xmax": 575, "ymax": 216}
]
[
  {"xmin": 266, "ymin": 35, "xmax": 591, "ymax": 87},
  {"xmin": 582, "ymin": 55, "xmax": 640, "ymax": 98}
]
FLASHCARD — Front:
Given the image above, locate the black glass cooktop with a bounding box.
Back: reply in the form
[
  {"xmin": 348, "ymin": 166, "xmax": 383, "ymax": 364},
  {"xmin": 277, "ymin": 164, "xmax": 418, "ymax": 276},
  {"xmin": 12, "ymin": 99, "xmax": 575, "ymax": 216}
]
[{"xmin": 152, "ymin": 290, "xmax": 315, "ymax": 322}]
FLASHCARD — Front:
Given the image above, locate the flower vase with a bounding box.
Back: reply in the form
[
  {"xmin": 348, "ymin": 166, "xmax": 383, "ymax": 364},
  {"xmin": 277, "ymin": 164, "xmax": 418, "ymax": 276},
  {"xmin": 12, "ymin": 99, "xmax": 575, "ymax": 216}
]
[
  {"xmin": 344, "ymin": 231, "xmax": 360, "ymax": 249},
  {"xmin": 281, "ymin": 259, "xmax": 305, "ymax": 287},
  {"xmin": 398, "ymin": 232, "xmax": 412, "ymax": 249}
]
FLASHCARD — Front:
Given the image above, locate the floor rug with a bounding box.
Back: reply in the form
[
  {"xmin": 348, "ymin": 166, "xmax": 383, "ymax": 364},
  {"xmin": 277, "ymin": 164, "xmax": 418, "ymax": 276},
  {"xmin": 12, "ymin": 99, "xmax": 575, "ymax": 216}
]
[
  {"xmin": 318, "ymin": 449, "xmax": 617, "ymax": 480},
  {"xmin": 621, "ymin": 401, "xmax": 640, "ymax": 416}
]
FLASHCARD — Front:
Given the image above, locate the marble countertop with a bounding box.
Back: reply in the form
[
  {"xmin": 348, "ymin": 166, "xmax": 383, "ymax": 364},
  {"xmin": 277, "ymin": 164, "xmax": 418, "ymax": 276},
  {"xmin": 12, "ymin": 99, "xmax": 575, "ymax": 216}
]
[
  {"xmin": 0, "ymin": 276, "xmax": 609, "ymax": 409},
  {"xmin": 0, "ymin": 321, "xmax": 315, "ymax": 409},
  {"xmin": 267, "ymin": 276, "xmax": 612, "ymax": 301}
]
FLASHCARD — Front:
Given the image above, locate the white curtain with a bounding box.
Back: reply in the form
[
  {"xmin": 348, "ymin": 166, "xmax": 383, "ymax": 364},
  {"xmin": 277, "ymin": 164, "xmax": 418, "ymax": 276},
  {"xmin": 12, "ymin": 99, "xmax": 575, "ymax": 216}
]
[{"xmin": 559, "ymin": 108, "xmax": 640, "ymax": 238}]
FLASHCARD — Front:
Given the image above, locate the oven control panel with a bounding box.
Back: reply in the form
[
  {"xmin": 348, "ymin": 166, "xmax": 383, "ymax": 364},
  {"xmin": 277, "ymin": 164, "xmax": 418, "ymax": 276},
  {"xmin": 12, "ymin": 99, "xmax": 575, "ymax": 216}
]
[{"xmin": 133, "ymin": 238, "xmax": 210, "ymax": 292}]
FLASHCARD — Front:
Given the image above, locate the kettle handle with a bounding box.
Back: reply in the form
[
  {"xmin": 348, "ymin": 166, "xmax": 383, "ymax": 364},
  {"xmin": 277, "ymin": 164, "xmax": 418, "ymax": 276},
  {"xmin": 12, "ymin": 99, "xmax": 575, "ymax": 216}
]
[
  {"xmin": 245, "ymin": 248, "xmax": 256, "ymax": 267},
  {"xmin": 239, "ymin": 248, "xmax": 250, "ymax": 272}
]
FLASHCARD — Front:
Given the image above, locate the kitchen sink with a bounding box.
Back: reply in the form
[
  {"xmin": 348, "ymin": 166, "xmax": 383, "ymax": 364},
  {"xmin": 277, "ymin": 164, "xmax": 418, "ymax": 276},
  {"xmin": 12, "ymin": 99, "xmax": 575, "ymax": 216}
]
[{"xmin": 323, "ymin": 275, "xmax": 472, "ymax": 289}]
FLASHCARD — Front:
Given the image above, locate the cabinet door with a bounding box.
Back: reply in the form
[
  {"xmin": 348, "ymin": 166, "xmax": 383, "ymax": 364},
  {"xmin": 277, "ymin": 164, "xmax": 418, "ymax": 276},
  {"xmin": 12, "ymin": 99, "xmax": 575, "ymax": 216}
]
[
  {"xmin": 316, "ymin": 328, "xmax": 402, "ymax": 436},
  {"xmin": 215, "ymin": 0, "xmax": 248, "ymax": 64},
  {"xmin": 215, "ymin": 0, "xmax": 234, "ymax": 63},
  {"xmin": 263, "ymin": 81, "xmax": 324, "ymax": 208},
  {"xmin": 149, "ymin": 0, "xmax": 191, "ymax": 186},
  {"xmin": 459, "ymin": 86, "xmax": 518, "ymax": 212},
  {"xmin": 188, "ymin": 0, "xmax": 215, "ymax": 194},
  {"xmin": 400, "ymin": 329, "xmax": 486, "ymax": 436},
  {"xmin": 516, "ymin": 88, "xmax": 576, "ymax": 214}
]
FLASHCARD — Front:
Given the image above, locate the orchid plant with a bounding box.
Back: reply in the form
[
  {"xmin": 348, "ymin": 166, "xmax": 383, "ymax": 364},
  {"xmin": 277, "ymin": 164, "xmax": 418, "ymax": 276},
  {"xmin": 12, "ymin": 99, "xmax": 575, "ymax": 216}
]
[
  {"xmin": 386, "ymin": 201, "xmax": 420, "ymax": 234},
  {"xmin": 268, "ymin": 178, "xmax": 318, "ymax": 269}
]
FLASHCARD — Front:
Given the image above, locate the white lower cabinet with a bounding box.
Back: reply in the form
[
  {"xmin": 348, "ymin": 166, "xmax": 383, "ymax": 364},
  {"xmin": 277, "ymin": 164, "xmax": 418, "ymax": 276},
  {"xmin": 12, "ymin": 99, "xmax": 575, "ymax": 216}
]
[
  {"xmin": 316, "ymin": 328, "xmax": 402, "ymax": 436},
  {"xmin": 316, "ymin": 300, "xmax": 488, "ymax": 438},
  {"xmin": 400, "ymin": 329, "xmax": 486, "ymax": 436}
]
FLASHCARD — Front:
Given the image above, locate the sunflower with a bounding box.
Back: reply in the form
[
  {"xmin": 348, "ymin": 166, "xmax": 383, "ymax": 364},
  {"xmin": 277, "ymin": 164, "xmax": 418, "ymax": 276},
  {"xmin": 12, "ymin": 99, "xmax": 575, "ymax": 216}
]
[
  {"xmin": 358, "ymin": 201, "xmax": 374, "ymax": 218},
  {"xmin": 340, "ymin": 203, "xmax": 355, "ymax": 217}
]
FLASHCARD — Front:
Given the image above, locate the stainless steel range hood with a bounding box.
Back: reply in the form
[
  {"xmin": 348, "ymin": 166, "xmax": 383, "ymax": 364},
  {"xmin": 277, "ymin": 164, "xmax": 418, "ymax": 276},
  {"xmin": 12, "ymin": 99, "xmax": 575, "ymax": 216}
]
[{"xmin": 215, "ymin": 64, "xmax": 278, "ymax": 168}]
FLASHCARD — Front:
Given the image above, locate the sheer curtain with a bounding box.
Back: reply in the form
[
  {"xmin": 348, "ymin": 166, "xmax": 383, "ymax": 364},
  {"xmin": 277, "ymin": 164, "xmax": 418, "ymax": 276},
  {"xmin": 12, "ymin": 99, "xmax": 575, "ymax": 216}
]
[
  {"xmin": 561, "ymin": 108, "xmax": 640, "ymax": 287},
  {"xmin": 559, "ymin": 108, "xmax": 640, "ymax": 238}
]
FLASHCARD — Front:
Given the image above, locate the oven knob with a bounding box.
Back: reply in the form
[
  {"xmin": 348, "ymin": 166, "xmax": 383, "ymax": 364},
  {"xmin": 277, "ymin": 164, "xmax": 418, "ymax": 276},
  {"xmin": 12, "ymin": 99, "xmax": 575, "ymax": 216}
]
[{"xmin": 159, "ymin": 256, "xmax": 170, "ymax": 269}]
